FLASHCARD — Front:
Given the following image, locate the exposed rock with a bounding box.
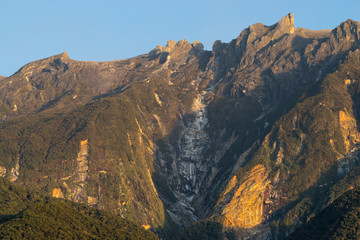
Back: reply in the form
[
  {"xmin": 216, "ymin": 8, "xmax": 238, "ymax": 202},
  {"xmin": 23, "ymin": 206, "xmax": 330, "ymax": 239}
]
[
  {"xmin": 52, "ymin": 188, "xmax": 64, "ymax": 198},
  {"xmin": 59, "ymin": 139, "xmax": 90, "ymax": 203},
  {"xmin": 339, "ymin": 109, "xmax": 360, "ymax": 152},
  {"xmin": 192, "ymin": 41, "xmax": 204, "ymax": 51},
  {"xmin": 208, "ymin": 14, "xmax": 360, "ymax": 113},
  {"xmin": 142, "ymin": 224, "xmax": 151, "ymax": 230},
  {"xmin": 154, "ymin": 92, "xmax": 163, "ymax": 106},
  {"xmin": 0, "ymin": 51, "xmax": 158, "ymax": 120},
  {"xmin": 276, "ymin": 146, "xmax": 284, "ymax": 165},
  {"xmin": 221, "ymin": 164, "xmax": 271, "ymax": 228},
  {"xmin": 9, "ymin": 156, "xmax": 20, "ymax": 182},
  {"xmin": 160, "ymin": 93, "xmax": 209, "ymax": 226},
  {"xmin": 344, "ymin": 78, "xmax": 353, "ymax": 85},
  {"xmin": 0, "ymin": 166, "xmax": 6, "ymax": 177},
  {"xmin": 277, "ymin": 13, "xmax": 295, "ymax": 34},
  {"xmin": 73, "ymin": 139, "xmax": 89, "ymax": 202},
  {"xmin": 294, "ymin": 28, "xmax": 331, "ymax": 39},
  {"xmin": 87, "ymin": 196, "xmax": 98, "ymax": 207}
]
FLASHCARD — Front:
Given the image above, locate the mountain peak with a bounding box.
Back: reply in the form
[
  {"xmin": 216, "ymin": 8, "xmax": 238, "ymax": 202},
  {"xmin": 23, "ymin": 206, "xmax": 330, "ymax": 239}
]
[
  {"xmin": 55, "ymin": 51, "xmax": 70, "ymax": 61},
  {"xmin": 343, "ymin": 18, "xmax": 359, "ymax": 25},
  {"xmin": 149, "ymin": 39, "xmax": 203, "ymax": 57},
  {"xmin": 276, "ymin": 13, "xmax": 295, "ymax": 34},
  {"xmin": 162, "ymin": 40, "xmax": 193, "ymax": 52},
  {"xmin": 339, "ymin": 18, "xmax": 360, "ymax": 31},
  {"xmin": 62, "ymin": 51, "xmax": 69, "ymax": 58},
  {"xmin": 228, "ymin": 13, "xmax": 296, "ymax": 56}
]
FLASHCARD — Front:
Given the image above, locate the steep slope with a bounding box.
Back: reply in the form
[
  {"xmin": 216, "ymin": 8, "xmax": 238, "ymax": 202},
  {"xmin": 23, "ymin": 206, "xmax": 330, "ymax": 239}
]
[
  {"xmin": 0, "ymin": 14, "xmax": 360, "ymax": 239},
  {"xmin": 188, "ymin": 14, "xmax": 360, "ymax": 222},
  {"xmin": 0, "ymin": 177, "xmax": 158, "ymax": 239},
  {"xmin": 156, "ymin": 15, "xmax": 360, "ymax": 229},
  {"xmin": 212, "ymin": 42, "xmax": 360, "ymax": 239},
  {"xmin": 286, "ymin": 188, "xmax": 360, "ymax": 240}
]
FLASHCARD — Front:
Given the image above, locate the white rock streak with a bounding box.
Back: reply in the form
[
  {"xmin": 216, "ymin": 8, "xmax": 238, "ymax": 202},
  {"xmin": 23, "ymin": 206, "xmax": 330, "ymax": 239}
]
[{"xmin": 164, "ymin": 92, "xmax": 209, "ymax": 226}]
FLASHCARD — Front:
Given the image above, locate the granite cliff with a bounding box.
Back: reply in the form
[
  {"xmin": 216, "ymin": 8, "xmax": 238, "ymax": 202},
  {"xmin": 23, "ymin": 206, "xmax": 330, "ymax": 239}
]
[{"xmin": 0, "ymin": 14, "xmax": 360, "ymax": 239}]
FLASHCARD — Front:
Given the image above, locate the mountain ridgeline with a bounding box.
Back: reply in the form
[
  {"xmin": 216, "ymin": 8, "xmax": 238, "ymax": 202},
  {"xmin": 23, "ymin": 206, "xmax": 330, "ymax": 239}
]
[{"xmin": 1, "ymin": 14, "xmax": 360, "ymax": 239}]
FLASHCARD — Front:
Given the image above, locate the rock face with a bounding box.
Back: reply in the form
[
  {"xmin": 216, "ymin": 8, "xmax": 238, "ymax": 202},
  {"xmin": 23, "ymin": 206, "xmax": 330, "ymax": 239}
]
[
  {"xmin": 0, "ymin": 14, "xmax": 360, "ymax": 240},
  {"xmin": 339, "ymin": 109, "xmax": 360, "ymax": 152},
  {"xmin": 72, "ymin": 139, "xmax": 90, "ymax": 202},
  {"xmin": 9, "ymin": 156, "xmax": 20, "ymax": 182},
  {"xmin": 222, "ymin": 164, "xmax": 271, "ymax": 228},
  {"xmin": 52, "ymin": 188, "xmax": 63, "ymax": 198},
  {"xmin": 0, "ymin": 166, "xmax": 6, "ymax": 177}
]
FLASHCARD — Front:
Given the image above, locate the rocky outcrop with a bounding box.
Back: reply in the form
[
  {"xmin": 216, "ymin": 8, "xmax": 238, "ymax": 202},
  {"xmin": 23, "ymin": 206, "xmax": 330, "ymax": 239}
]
[
  {"xmin": 9, "ymin": 156, "xmax": 20, "ymax": 182},
  {"xmin": 208, "ymin": 14, "xmax": 360, "ymax": 114},
  {"xmin": 72, "ymin": 139, "xmax": 90, "ymax": 202},
  {"xmin": 52, "ymin": 188, "xmax": 64, "ymax": 198},
  {"xmin": 221, "ymin": 165, "xmax": 271, "ymax": 228},
  {"xmin": 158, "ymin": 92, "xmax": 209, "ymax": 227},
  {"xmin": 54, "ymin": 140, "xmax": 90, "ymax": 202},
  {"xmin": 339, "ymin": 109, "xmax": 360, "ymax": 152},
  {"xmin": 0, "ymin": 166, "xmax": 6, "ymax": 177}
]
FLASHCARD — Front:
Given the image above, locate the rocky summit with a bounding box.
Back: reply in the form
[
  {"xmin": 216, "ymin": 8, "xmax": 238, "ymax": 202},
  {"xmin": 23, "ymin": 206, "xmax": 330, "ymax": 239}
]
[{"xmin": 1, "ymin": 14, "xmax": 360, "ymax": 239}]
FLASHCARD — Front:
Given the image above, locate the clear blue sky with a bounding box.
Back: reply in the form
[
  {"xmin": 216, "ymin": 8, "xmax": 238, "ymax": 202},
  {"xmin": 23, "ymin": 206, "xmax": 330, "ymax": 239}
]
[{"xmin": 0, "ymin": 0, "xmax": 359, "ymax": 77}]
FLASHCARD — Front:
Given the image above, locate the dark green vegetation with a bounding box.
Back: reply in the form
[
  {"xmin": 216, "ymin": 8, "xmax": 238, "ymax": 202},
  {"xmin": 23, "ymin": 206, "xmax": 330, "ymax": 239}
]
[
  {"xmin": 173, "ymin": 218, "xmax": 227, "ymax": 240},
  {"xmin": 0, "ymin": 84, "xmax": 167, "ymax": 225},
  {"xmin": 276, "ymin": 50, "xmax": 360, "ymax": 237},
  {"xmin": 0, "ymin": 177, "xmax": 158, "ymax": 239},
  {"xmin": 287, "ymin": 188, "xmax": 360, "ymax": 240}
]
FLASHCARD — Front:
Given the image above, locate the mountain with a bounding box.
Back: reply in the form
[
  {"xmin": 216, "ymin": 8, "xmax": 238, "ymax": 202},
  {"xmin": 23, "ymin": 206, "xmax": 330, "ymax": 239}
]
[
  {"xmin": 0, "ymin": 13, "xmax": 360, "ymax": 239},
  {"xmin": 0, "ymin": 177, "xmax": 158, "ymax": 239}
]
